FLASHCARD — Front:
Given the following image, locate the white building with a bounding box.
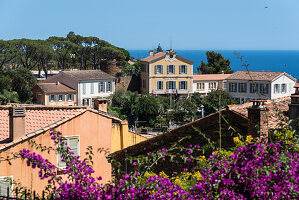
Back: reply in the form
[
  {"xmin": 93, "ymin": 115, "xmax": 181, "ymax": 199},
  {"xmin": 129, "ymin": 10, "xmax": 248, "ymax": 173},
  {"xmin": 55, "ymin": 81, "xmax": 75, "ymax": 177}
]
[
  {"xmin": 193, "ymin": 74, "xmax": 231, "ymax": 95},
  {"xmin": 44, "ymin": 70, "xmax": 115, "ymax": 107},
  {"xmin": 226, "ymin": 71, "xmax": 297, "ymax": 104}
]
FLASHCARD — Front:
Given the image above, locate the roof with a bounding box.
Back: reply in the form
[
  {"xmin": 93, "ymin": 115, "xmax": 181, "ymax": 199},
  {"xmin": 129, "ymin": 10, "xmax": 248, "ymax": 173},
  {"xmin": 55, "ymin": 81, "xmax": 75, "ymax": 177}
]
[
  {"xmin": 44, "ymin": 70, "xmax": 115, "ymax": 90},
  {"xmin": 227, "ymin": 71, "xmax": 284, "ymax": 81},
  {"xmin": 140, "ymin": 52, "xmax": 166, "ymax": 63},
  {"xmin": 36, "ymin": 83, "xmax": 76, "ymax": 94},
  {"xmin": 140, "ymin": 52, "xmax": 194, "ymax": 64},
  {"xmin": 111, "ymin": 109, "xmax": 248, "ymax": 160},
  {"xmin": 193, "ymin": 74, "xmax": 232, "ymax": 81},
  {"xmin": 228, "ymin": 96, "xmax": 291, "ymax": 130},
  {"xmin": 0, "ymin": 105, "xmax": 121, "ymax": 150}
]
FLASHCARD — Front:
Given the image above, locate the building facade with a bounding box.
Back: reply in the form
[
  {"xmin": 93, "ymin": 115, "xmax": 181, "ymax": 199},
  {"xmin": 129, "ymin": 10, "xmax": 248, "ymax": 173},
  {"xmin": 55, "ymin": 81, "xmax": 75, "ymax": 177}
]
[
  {"xmin": 44, "ymin": 70, "xmax": 115, "ymax": 107},
  {"xmin": 140, "ymin": 49, "xmax": 194, "ymax": 97},
  {"xmin": 32, "ymin": 82, "xmax": 77, "ymax": 106},
  {"xmin": 193, "ymin": 74, "xmax": 231, "ymax": 95},
  {"xmin": 226, "ymin": 71, "xmax": 296, "ymax": 104}
]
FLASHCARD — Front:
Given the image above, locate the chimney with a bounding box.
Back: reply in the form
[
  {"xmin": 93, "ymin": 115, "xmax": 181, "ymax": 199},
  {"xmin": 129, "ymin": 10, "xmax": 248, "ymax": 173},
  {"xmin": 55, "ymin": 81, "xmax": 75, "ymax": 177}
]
[
  {"xmin": 9, "ymin": 106, "xmax": 26, "ymax": 141},
  {"xmin": 56, "ymin": 81, "xmax": 60, "ymax": 85},
  {"xmin": 149, "ymin": 50, "xmax": 154, "ymax": 56},
  {"xmin": 289, "ymin": 84, "xmax": 299, "ymax": 131},
  {"xmin": 94, "ymin": 99, "xmax": 108, "ymax": 113},
  {"xmin": 247, "ymin": 100, "xmax": 268, "ymax": 138}
]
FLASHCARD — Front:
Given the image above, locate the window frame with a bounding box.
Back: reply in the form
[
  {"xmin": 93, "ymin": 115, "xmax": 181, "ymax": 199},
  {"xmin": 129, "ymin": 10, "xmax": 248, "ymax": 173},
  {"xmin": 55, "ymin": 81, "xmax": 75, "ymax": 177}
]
[
  {"xmin": 0, "ymin": 176, "xmax": 13, "ymax": 197},
  {"xmin": 155, "ymin": 65, "xmax": 163, "ymax": 74},
  {"xmin": 156, "ymin": 81, "xmax": 163, "ymax": 90},
  {"xmin": 197, "ymin": 82, "xmax": 205, "ymax": 90},
  {"xmin": 179, "ymin": 81, "xmax": 187, "ymax": 90},
  {"xmin": 50, "ymin": 94, "xmax": 55, "ymax": 102},
  {"xmin": 208, "ymin": 82, "xmax": 217, "ymax": 90},
  {"xmin": 179, "ymin": 65, "xmax": 187, "ymax": 74},
  {"xmin": 82, "ymin": 83, "xmax": 86, "ymax": 95},
  {"xmin": 167, "ymin": 81, "xmax": 176, "ymax": 90},
  {"xmin": 281, "ymin": 83, "xmax": 287, "ymax": 93},
  {"xmin": 58, "ymin": 94, "xmax": 63, "ymax": 101},
  {"xmin": 167, "ymin": 65, "xmax": 175, "ymax": 74},
  {"xmin": 238, "ymin": 83, "xmax": 247, "ymax": 93},
  {"xmin": 57, "ymin": 136, "xmax": 80, "ymax": 169},
  {"xmin": 106, "ymin": 82, "xmax": 112, "ymax": 92}
]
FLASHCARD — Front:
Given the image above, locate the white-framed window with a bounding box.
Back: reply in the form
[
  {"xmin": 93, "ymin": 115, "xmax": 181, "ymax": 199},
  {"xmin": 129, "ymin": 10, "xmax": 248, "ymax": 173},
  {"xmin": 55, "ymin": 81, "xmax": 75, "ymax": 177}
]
[
  {"xmin": 167, "ymin": 81, "xmax": 176, "ymax": 89},
  {"xmin": 229, "ymin": 82, "xmax": 237, "ymax": 92},
  {"xmin": 274, "ymin": 84, "xmax": 280, "ymax": 94},
  {"xmin": 238, "ymin": 83, "xmax": 247, "ymax": 93},
  {"xmin": 99, "ymin": 82, "xmax": 105, "ymax": 93},
  {"xmin": 197, "ymin": 82, "xmax": 205, "ymax": 90},
  {"xmin": 58, "ymin": 94, "xmax": 64, "ymax": 101},
  {"xmin": 50, "ymin": 94, "xmax": 55, "ymax": 102},
  {"xmin": 107, "ymin": 82, "xmax": 111, "ymax": 92},
  {"xmin": 0, "ymin": 176, "xmax": 13, "ymax": 197},
  {"xmin": 179, "ymin": 81, "xmax": 187, "ymax": 90},
  {"xmin": 58, "ymin": 136, "xmax": 79, "ymax": 169},
  {"xmin": 250, "ymin": 83, "xmax": 258, "ymax": 93},
  {"xmin": 281, "ymin": 83, "xmax": 287, "ymax": 93},
  {"xmin": 209, "ymin": 82, "xmax": 217, "ymax": 90},
  {"xmin": 82, "ymin": 83, "xmax": 86, "ymax": 95},
  {"xmin": 167, "ymin": 65, "xmax": 175, "ymax": 74},
  {"xmin": 155, "ymin": 65, "xmax": 163, "ymax": 74},
  {"xmin": 260, "ymin": 84, "xmax": 269, "ymax": 94},
  {"xmin": 179, "ymin": 65, "xmax": 187, "ymax": 74},
  {"xmin": 90, "ymin": 83, "xmax": 94, "ymax": 94},
  {"xmin": 157, "ymin": 81, "xmax": 163, "ymax": 90},
  {"xmin": 223, "ymin": 81, "xmax": 227, "ymax": 89}
]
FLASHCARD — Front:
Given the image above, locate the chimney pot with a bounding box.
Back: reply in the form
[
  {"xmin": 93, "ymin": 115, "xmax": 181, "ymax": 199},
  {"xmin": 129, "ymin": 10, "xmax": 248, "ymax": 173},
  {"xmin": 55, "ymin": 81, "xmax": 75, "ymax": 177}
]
[
  {"xmin": 247, "ymin": 100, "xmax": 268, "ymax": 138},
  {"xmin": 94, "ymin": 99, "xmax": 108, "ymax": 113},
  {"xmin": 149, "ymin": 50, "xmax": 154, "ymax": 56}
]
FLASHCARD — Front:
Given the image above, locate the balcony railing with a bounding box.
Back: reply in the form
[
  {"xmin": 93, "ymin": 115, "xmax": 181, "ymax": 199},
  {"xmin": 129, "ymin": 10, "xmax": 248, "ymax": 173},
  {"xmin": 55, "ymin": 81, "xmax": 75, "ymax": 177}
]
[{"xmin": 152, "ymin": 89, "xmax": 191, "ymax": 95}]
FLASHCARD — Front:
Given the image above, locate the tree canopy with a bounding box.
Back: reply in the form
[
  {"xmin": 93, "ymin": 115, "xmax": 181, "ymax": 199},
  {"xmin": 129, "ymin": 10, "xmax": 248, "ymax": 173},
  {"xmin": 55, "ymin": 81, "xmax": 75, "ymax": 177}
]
[{"xmin": 197, "ymin": 51, "xmax": 233, "ymax": 74}]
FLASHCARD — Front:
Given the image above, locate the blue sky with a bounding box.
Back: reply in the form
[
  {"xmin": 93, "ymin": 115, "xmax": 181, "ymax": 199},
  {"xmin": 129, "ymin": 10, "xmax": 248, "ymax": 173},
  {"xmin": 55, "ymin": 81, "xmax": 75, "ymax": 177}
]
[{"xmin": 1, "ymin": 0, "xmax": 299, "ymax": 50}]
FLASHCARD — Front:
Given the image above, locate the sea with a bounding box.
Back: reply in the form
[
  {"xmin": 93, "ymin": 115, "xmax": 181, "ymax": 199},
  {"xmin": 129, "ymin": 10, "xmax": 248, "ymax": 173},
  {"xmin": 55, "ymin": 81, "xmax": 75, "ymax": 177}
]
[{"xmin": 128, "ymin": 50, "xmax": 299, "ymax": 79}]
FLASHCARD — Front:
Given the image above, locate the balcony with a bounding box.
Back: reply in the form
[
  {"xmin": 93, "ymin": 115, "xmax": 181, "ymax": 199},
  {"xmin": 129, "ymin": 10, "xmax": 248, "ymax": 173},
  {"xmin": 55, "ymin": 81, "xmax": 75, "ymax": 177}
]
[{"xmin": 152, "ymin": 89, "xmax": 191, "ymax": 95}]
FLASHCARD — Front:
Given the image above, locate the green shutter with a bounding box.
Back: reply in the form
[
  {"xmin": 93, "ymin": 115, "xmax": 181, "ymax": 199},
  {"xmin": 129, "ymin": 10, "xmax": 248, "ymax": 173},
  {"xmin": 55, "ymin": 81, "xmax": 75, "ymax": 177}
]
[
  {"xmin": 49, "ymin": 95, "xmax": 51, "ymax": 102},
  {"xmin": 71, "ymin": 94, "xmax": 75, "ymax": 101},
  {"xmin": 62, "ymin": 95, "xmax": 65, "ymax": 101}
]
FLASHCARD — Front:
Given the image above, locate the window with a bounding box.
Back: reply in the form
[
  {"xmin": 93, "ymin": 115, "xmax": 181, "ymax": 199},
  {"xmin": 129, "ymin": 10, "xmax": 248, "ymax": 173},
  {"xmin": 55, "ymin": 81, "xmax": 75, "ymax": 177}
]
[
  {"xmin": 167, "ymin": 65, "xmax": 175, "ymax": 74},
  {"xmin": 58, "ymin": 94, "xmax": 64, "ymax": 101},
  {"xmin": 157, "ymin": 81, "xmax": 163, "ymax": 90},
  {"xmin": 250, "ymin": 83, "xmax": 258, "ymax": 93},
  {"xmin": 229, "ymin": 83, "xmax": 237, "ymax": 92},
  {"xmin": 167, "ymin": 81, "xmax": 176, "ymax": 89},
  {"xmin": 0, "ymin": 177, "xmax": 12, "ymax": 197},
  {"xmin": 99, "ymin": 82, "xmax": 105, "ymax": 93},
  {"xmin": 238, "ymin": 83, "xmax": 247, "ymax": 93},
  {"xmin": 260, "ymin": 84, "xmax": 269, "ymax": 94},
  {"xmin": 281, "ymin": 84, "xmax": 287, "ymax": 93},
  {"xmin": 179, "ymin": 81, "xmax": 187, "ymax": 90},
  {"xmin": 50, "ymin": 94, "xmax": 55, "ymax": 102},
  {"xmin": 169, "ymin": 55, "xmax": 174, "ymax": 58},
  {"xmin": 197, "ymin": 82, "xmax": 205, "ymax": 90},
  {"xmin": 67, "ymin": 94, "xmax": 74, "ymax": 101},
  {"xmin": 82, "ymin": 83, "xmax": 86, "ymax": 95},
  {"xmin": 274, "ymin": 84, "xmax": 280, "ymax": 94},
  {"xmin": 179, "ymin": 65, "xmax": 187, "ymax": 74},
  {"xmin": 209, "ymin": 82, "xmax": 217, "ymax": 89},
  {"xmin": 223, "ymin": 81, "xmax": 227, "ymax": 89},
  {"xmin": 106, "ymin": 82, "xmax": 111, "ymax": 92},
  {"xmin": 58, "ymin": 137, "xmax": 79, "ymax": 168},
  {"xmin": 90, "ymin": 83, "xmax": 94, "ymax": 94},
  {"xmin": 155, "ymin": 65, "xmax": 163, "ymax": 74}
]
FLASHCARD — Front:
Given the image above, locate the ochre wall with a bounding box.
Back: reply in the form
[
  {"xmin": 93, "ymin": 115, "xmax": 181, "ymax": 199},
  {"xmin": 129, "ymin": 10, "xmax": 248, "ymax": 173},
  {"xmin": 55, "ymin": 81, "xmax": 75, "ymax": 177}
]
[
  {"xmin": 0, "ymin": 111, "xmax": 112, "ymax": 194},
  {"xmin": 44, "ymin": 94, "xmax": 77, "ymax": 106},
  {"xmin": 141, "ymin": 57, "xmax": 193, "ymax": 94},
  {"xmin": 111, "ymin": 121, "xmax": 147, "ymax": 153}
]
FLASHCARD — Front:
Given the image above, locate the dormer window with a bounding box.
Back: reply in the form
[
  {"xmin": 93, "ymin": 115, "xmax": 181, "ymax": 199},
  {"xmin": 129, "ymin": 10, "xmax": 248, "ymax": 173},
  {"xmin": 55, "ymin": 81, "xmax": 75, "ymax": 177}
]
[{"xmin": 169, "ymin": 55, "xmax": 173, "ymax": 58}]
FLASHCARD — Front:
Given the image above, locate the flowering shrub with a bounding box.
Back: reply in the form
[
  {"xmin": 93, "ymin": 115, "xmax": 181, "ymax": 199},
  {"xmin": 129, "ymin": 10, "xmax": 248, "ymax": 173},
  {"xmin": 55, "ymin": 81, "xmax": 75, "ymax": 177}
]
[{"xmin": 16, "ymin": 130, "xmax": 298, "ymax": 199}]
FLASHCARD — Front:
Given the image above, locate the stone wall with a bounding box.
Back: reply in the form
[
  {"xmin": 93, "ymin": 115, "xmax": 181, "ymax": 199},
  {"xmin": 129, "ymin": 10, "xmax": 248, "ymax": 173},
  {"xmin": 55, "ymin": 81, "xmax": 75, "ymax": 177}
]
[
  {"xmin": 115, "ymin": 75, "xmax": 140, "ymax": 92},
  {"xmin": 100, "ymin": 60, "xmax": 122, "ymax": 76}
]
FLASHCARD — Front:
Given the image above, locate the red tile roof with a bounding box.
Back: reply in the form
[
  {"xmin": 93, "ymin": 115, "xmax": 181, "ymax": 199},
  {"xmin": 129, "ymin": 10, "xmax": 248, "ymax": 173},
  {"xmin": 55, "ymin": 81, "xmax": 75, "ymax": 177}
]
[
  {"xmin": 141, "ymin": 52, "xmax": 166, "ymax": 63},
  {"xmin": 193, "ymin": 74, "xmax": 231, "ymax": 81},
  {"xmin": 228, "ymin": 96, "xmax": 291, "ymax": 129},
  {"xmin": 227, "ymin": 71, "xmax": 284, "ymax": 81},
  {"xmin": 36, "ymin": 83, "xmax": 76, "ymax": 94}
]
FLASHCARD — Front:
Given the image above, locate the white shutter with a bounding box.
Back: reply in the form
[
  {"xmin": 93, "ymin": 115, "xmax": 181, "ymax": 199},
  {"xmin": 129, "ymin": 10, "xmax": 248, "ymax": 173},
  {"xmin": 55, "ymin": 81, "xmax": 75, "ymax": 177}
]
[{"xmin": 69, "ymin": 137, "xmax": 79, "ymax": 157}]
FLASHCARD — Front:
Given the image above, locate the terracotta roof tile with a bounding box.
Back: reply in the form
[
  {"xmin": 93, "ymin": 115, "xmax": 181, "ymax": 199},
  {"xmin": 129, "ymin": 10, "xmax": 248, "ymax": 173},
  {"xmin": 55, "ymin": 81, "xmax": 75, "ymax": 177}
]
[
  {"xmin": 36, "ymin": 83, "xmax": 76, "ymax": 94},
  {"xmin": 193, "ymin": 74, "xmax": 232, "ymax": 81},
  {"xmin": 228, "ymin": 96, "xmax": 291, "ymax": 129},
  {"xmin": 141, "ymin": 52, "xmax": 166, "ymax": 62},
  {"xmin": 227, "ymin": 71, "xmax": 284, "ymax": 81}
]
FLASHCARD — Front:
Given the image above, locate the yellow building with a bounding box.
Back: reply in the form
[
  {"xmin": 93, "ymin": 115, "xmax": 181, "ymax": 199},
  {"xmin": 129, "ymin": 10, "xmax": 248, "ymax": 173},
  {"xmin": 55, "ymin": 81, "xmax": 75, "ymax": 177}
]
[{"xmin": 140, "ymin": 49, "xmax": 194, "ymax": 96}]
